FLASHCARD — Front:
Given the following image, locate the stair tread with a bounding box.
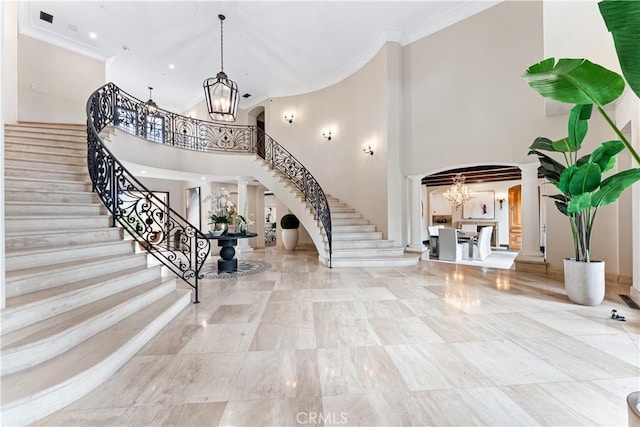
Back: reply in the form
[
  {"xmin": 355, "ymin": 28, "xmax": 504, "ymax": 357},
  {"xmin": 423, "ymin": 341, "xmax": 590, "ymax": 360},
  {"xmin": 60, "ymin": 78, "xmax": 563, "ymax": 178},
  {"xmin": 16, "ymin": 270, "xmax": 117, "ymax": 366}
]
[
  {"xmin": 4, "ymin": 265, "xmax": 157, "ymax": 311},
  {"xmin": 5, "ymin": 189, "xmax": 96, "ymax": 196},
  {"xmin": 5, "ymin": 214, "xmax": 109, "ymax": 220},
  {"xmin": 6, "ymin": 227, "xmax": 117, "ymax": 238},
  {"xmin": 5, "ymin": 239, "xmax": 131, "ymax": 258},
  {"xmin": 5, "ymin": 253, "xmax": 145, "ymax": 281},
  {"xmin": 2, "ymin": 278, "xmax": 169, "ymax": 351},
  {"xmin": 0, "ymin": 289, "xmax": 189, "ymax": 406},
  {"xmin": 5, "ymin": 176, "xmax": 91, "ymax": 184}
]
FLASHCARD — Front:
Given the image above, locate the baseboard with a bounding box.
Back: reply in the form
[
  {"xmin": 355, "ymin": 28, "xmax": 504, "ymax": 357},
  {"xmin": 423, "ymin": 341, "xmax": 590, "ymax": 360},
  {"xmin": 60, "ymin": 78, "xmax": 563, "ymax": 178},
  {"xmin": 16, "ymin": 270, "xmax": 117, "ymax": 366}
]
[
  {"xmin": 617, "ymin": 275, "xmax": 633, "ymax": 285},
  {"xmin": 543, "ymin": 267, "xmax": 632, "ymax": 285}
]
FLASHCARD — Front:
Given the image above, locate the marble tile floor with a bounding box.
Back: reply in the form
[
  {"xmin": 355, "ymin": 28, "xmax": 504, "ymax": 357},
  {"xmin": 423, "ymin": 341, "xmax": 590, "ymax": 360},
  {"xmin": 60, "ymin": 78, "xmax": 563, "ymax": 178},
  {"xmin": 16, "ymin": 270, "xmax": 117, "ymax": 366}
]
[{"xmin": 36, "ymin": 247, "xmax": 639, "ymax": 426}]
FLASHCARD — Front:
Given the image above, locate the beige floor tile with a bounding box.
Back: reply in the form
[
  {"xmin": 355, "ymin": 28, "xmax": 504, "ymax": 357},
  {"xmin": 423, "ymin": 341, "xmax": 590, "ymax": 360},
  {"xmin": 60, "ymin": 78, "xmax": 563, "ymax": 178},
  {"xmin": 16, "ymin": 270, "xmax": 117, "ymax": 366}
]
[
  {"xmin": 513, "ymin": 335, "xmax": 639, "ymax": 380},
  {"xmin": 219, "ymin": 397, "xmax": 324, "ymax": 427},
  {"xmin": 134, "ymin": 353, "xmax": 245, "ymax": 405},
  {"xmin": 501, "ymin": 381, "xmax": 629, "ymax": 426},
  {"xmin": 230, "ymin": 349, "xmax": 322, "ymax": 401},
  {"xmin": 357, "ymin": 300, "xmax": 416, "ymax": 319},
  {"xmin": 368, "ymin": 317, "xmax": 445, "ymax": 345},
  {"xmin": 113, "ymin": 402, "xmax": 226, "ymax": 426},
  {"xmin": 208, "ymin": 303, "xmax": 265, "ymax": 324},
  {"xmin": 385, "ymin": 344, "xmax": 492, "ymax": 391},
  {"xmin": 259, "ymin": 301, "xmax": 314, "ymax": 327},
  {"xmin": 318, "ymin": 346, "xmax": 408, "ymax": 396},
  {"xmin": 521, "ymin": 310, "xmax": 629, "ymax": 336},
  {"xmin": 322, "ymin": 392, "xmax": 420, "ymax": 426},
  {"xmin": 34, "ymin": 407, "xmax": 127, "ymax": 426},
  {"xmin": 576, "ymin": 333, "xmax": 640, "ymax": 366},
  {"xmin": 456, "ymin": 340, "xmax": 573, "ymax": 385},
  {"xmin": 314, "ymin": 318, "xmax": 380, "ymax": 348},
  {"xmin": 250, "ymin": 323, "xmax": 317, "ymax": 350},
  {"xmin": 421, "ymin": 313, "xmax": 504, "ymax": 342},
  {"xmin": 180, "ymin": 323, "xmax": 258, "ymax": 353}
]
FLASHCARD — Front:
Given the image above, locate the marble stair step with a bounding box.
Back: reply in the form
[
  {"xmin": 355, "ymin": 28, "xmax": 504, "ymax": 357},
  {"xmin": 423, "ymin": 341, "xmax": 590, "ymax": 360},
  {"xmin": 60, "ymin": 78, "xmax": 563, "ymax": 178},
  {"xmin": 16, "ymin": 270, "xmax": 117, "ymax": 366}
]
[
  {"xmin": 331, "ymin": 239, "xmax": 396, "ymax": 249},
  {"xmin": 5, "ymin": 148, "xmax": 86, "ymax": 165},
  {"xmin": 4, "ymin": 140, "xmax": 86, "ymax": 156},
  {"xmin": 5, "ymin": 214, "xmax": 111, "ymax": 232},
  {"xmin": 6, "ymin": 122, "xmax": 86, "ymax": 134},
  {"xmin": 330, "ymin": 231, "xmax": 383, "ymax": 241},
  {"xmin": 327, "ymin": 206, "xmax": 356, "ymax": 213},
  {"xmin": 5, "ymin": 189, "xmax": 98, "ymax": 204},
  {"xmin": 4, "ymin": 166, "xmax": 87, "ymax": 182},
  {"xmin": 331, "ymin": 212, "xmax": 363, "ymax": 219},
  {"xmin": 0, "ymin": 289, "xmax": 191, "ymax": 427},
  {"xmin": 327, "ymin": 254, "xmax": 420, "ymax": 268},
  {"xmin": 2, "ymin": 266, "xmax": 162, "ymax": 335},
  {"xmin": 5, "ymin": 240, "xmax": 135, "ymax": 271},
  {"xmin": 4, "ymin": 201, "xmax": 105, "ymax": 216},
  {"xmin": 5, "ymin": 253, "xmax": 148, "ymax": 298},
  {"xmin": 5, "ymin": 159, "xmax": 87, "ymax": 174},
  {"xmin": 5, "ymin": 227, "xmax": 123, "ymax": 251},
  {"xmin": 1, "ymin": 277, "xmax": 175, "ymax": 376},
  {"xmin": 332, "ymin": 218, "xmax": 370, "ymax": 226},
  {"xmin": 331, "ymin": 247, "xmax": 406, "ymax": 258},
  {"xmin": 4, "ymin": 128, "xmax": 87, "ymax": 141},
  {"xmin": 332, "ymin": 224, "xmax": 376, "ymax": 233},
  {"xmin": 6, "ymin": 177, "xmax": 92, "ymax": 193}
]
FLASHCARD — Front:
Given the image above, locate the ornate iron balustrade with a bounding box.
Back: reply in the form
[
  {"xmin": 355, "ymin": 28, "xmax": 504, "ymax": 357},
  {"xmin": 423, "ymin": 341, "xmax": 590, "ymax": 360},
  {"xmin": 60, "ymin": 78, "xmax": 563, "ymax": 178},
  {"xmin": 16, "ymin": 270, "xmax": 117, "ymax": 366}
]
[
  {"xmin": 86, "ymin": 83, "xmax": 211, "ymax": 303},
  {"xmin": 88, "ymin": 82, "xmax": 332, "ymax": 268}
]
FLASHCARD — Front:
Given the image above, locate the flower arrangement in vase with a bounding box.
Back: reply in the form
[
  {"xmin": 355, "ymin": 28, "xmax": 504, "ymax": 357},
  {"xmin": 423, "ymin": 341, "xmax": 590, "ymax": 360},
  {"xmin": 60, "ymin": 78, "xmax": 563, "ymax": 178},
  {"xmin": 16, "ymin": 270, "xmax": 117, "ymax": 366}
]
[{"xmin": 205, "ymin": 188, "xmax": 235, "ymax": 235}]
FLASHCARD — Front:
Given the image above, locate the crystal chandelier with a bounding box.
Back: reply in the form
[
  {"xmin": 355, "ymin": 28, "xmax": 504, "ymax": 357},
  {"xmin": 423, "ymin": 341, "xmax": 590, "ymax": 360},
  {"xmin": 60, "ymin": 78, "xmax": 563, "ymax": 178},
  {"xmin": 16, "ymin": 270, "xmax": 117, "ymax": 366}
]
[{"xmin": 443, "ymin": 173, "xmax": 472, "ymax": 209}]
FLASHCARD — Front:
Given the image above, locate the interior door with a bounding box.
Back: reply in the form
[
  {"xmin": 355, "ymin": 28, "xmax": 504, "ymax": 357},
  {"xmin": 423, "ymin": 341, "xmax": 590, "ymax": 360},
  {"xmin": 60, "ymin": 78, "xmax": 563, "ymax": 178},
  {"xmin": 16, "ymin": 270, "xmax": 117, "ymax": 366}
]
[{"xmin": 509, "ymin": 185, "xmax": 522, "ymax": 250}]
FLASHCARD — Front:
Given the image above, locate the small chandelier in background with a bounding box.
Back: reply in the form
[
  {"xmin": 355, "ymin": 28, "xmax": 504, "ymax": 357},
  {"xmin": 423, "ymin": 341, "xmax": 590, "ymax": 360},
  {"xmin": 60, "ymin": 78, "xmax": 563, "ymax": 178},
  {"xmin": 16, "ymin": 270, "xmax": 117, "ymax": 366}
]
[
  {"xmin": 145, "ymin": 86, "xmax": 157, "ymax": 114},
  {"xmin": 203, "ymin": 14, "xmax": 239, "ymax": 122},
  {"xmin": 443, "ymin": 173, "xmax": 472, "ymax": 209}
]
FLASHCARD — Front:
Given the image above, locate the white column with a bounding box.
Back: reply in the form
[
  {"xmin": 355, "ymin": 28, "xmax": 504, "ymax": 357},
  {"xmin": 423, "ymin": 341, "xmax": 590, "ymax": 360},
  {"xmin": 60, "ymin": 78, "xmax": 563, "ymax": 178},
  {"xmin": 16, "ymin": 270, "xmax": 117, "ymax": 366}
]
[
  {"xmin": 519, "ymin": 162, "xmax": 542, "ymax": 259},
  {"xmin": 236, "ymin": 176, "xmax": 253, "ymax": 252},
  {"xmin": 406, "ymin": 175, "xmax": 426, "ymax": 254}
]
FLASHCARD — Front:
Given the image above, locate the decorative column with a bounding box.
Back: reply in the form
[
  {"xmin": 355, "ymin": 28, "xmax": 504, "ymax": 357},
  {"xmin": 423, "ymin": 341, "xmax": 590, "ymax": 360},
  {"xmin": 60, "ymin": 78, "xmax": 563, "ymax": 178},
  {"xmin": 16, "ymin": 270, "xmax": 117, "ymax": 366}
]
[
  {"xmin": 518, "ymin": 162, "xmax": 543, "ymax": 260},
  {"xmin": 406, "ymin": 175, "xmax": 427, "ymax": 255},
  {"xmin": 236, "ymin": 176, "xmax": 253, "ymax": 252}
]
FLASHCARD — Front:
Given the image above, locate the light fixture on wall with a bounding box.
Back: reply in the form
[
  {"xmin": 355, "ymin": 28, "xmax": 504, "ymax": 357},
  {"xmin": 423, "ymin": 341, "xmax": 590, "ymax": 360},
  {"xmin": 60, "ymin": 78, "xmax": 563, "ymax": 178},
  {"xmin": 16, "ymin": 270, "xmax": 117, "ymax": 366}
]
[
  {"xmin": 284, "ymin": 114, "xmax": 294, "ymax": 124},
  {"xmin": 443, "ymin": 173, "xmax": 472, "ymax": 210},
  {"xmin": 363, "ymin": 144, "xmax": 374, "ymax": 156},
  {"xmin": 497, "ymin": 197, "xmax": 505, "ymax": 210},
  {"xmin": 323, "ymin": 130, "xmax": 332, "ymax": 141},
  {"xmin": 145, "ymin": 86, "xmax": 158, "ymax": 114},
  {"xmin": 203, "ymin": 14, "xmax": 239, "ymax": 122}
]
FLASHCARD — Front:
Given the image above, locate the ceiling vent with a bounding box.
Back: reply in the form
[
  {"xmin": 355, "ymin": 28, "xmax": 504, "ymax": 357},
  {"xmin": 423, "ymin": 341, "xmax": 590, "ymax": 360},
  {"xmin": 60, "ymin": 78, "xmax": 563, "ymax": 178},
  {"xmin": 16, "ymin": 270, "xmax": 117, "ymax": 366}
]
[
  {"xmin": 242, "ymin": 93, "xmax": 251, "ymax": 98},
  {"xmin": 39, "ymin": 11, "xmax": 54, "ymax": 23}
]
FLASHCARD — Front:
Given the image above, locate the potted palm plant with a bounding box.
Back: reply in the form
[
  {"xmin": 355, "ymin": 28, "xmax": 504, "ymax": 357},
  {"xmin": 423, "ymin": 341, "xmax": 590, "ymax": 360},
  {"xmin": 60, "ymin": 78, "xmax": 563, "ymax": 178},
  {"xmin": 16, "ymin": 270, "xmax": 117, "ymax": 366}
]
[{"xmin": 522, "ymin": 0, "xmax": 640, "ymax": 305}]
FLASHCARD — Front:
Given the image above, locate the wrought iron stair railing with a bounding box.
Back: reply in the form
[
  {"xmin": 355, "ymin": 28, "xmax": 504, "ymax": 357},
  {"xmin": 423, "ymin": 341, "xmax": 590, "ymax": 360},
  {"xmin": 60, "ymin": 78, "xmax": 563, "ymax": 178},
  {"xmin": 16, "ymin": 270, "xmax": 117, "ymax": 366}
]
[
  {"xmin": 86, "ymin": 83, "xmax": 211, "ymax": 303},
  {"xmin": 87, "ymin": 82, "xmax": 332, "ymax": 282}
]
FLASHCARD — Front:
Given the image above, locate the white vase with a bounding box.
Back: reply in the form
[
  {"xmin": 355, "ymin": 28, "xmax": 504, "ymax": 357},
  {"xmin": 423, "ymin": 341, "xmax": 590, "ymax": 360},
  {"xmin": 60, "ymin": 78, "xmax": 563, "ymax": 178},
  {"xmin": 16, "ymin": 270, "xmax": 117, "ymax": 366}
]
[
  {"xmin": 563, "ymin": 258, "xmax": 605, "ymax": 306},
  {"xmin": 282, "ymin": 228, "xmax": 299, "ymax": 251}
]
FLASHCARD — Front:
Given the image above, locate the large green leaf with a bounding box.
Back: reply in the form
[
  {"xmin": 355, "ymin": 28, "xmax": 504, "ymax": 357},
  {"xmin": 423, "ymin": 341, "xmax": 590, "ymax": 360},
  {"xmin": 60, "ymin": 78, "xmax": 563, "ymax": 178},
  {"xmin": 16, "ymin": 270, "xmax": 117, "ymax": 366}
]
[
  {"xmin": 529, "ymin": 137, "xmax": 555, "ymax": 152},
  {"xmin": 591, "ymin": 168, "xmax": 640, "ymax": 207},
  {"xmin": 559, "ymin": 166, "xmax": 578, "ymax": 195},
  {"xmin": 567, "ymin": 104, "xmax": 593, "ymax": 151},
  {"xmin": 529, "ymin": 150, "xmax": 566, "ymax": 185},
  {"xmin": 590, "ymin": 140, "xmax": 624, "ymax": 172},
  {"xmin": 568, "ymin": 193, "xmax": 593, "ymax": 213},
  {"xmin": 523, "ymin": 58, "xmax": 625, "ymax": 106},
  {"xmin": 552, "ymin": 137, "xmax": 573, "ymax": 153},
  {"xmin": 568, "ymin": 162, "xmax": 602, "ymax": 195},
  {"xmin": 599, "ymin": 0, "xmax": 640, "ymax": 99}
]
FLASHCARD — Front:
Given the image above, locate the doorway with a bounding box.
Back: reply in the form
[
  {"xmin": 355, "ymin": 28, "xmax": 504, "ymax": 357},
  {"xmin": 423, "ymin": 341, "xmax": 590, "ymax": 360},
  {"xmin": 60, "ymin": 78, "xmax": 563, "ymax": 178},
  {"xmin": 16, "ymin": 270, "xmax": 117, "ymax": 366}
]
[{"xmin": 508, "ymin": 185, "xmax": 522, "ymax": 250}]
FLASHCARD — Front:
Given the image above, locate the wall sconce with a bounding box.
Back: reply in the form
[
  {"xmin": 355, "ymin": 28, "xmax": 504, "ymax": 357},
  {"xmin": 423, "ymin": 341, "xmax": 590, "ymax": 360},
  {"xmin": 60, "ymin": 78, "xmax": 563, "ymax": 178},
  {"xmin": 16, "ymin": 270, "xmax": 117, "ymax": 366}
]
[
  {"xmin": 497, "ymin": 197, "xmax": 505, "ymax": 210},
  {"xmin": 323, "ymin": 130, "xmax": 332, "ymax": 141},
  {"xmin": 284, "ymin": 114, "xmax": 294, "ymax": 124},
  {"xmin": 363, "ymin": 144, "xmax": 374, "ymax": 156}
]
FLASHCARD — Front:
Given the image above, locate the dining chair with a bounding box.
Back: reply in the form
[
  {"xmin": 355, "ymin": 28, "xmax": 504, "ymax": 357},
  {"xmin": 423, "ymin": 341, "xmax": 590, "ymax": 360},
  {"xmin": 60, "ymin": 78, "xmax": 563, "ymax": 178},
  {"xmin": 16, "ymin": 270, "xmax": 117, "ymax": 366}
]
[
  {"xmin": 438, "ymin": 228, "xmax": 465, "ymax": 261},
  {"xmin": 469, "ymin": 226, "xmax": 493, "ymax": 260}
]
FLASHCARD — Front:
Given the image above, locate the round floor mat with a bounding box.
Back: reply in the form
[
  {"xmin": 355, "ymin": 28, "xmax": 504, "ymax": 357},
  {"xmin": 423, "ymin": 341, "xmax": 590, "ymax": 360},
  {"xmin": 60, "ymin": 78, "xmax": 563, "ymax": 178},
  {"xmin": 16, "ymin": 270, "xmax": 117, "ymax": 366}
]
[{"xmin": 202, "ymin": 260, "xmax": 272, "ymax": 279}]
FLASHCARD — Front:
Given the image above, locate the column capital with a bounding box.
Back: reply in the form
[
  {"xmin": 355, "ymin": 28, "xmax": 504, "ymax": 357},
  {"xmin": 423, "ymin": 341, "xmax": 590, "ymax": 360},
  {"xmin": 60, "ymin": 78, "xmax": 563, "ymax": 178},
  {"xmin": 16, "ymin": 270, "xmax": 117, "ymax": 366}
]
[{"xmin": 519, "ymin": 161, "xmax": 540, "ymax": 172}]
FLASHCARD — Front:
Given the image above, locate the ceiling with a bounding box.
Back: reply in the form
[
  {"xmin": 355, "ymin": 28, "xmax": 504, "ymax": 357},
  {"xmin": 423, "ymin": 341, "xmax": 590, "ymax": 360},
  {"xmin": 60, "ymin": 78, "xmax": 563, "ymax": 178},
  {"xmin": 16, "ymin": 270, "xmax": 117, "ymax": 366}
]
[
  {"xmin": 422, "ymin": 165, "xmax": 541, "ymax": 187},
  {"xmin": 19, "ymin": 1, "xmax": 500, "ymax": 113}
]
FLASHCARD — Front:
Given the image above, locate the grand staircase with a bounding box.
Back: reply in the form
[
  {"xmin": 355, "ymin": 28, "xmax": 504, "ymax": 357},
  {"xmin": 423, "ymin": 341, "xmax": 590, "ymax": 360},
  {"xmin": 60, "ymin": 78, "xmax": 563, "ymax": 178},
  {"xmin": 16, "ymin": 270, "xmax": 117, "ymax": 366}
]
[{"xmin": 1, "ymin": 123, "xmax": 191, "ymax": 426}]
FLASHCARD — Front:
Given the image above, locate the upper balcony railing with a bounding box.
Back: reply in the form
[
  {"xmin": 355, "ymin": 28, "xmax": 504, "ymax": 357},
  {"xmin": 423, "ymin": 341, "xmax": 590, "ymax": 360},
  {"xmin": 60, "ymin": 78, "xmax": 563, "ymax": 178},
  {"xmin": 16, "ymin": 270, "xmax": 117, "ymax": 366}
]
[{"xmin": 87, "ymin": 83, "xmax": 332, "ymax": 279}]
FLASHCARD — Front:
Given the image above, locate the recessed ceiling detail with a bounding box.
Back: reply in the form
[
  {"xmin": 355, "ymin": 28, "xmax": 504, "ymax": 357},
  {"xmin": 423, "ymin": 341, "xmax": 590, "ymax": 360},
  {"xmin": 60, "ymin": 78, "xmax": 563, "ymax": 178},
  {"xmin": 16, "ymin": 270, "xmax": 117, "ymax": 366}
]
[{"xmin": 422, "ymin": 165, "xmax": 537, "ymax": 187}]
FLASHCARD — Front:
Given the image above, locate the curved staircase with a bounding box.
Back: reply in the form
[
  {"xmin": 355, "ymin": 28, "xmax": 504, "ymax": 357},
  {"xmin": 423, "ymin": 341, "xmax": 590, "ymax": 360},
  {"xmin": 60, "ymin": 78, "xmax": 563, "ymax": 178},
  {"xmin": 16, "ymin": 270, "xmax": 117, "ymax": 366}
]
[{"xmin": 1, "ymin": 123, "xmax": 191, "ymax": 426}]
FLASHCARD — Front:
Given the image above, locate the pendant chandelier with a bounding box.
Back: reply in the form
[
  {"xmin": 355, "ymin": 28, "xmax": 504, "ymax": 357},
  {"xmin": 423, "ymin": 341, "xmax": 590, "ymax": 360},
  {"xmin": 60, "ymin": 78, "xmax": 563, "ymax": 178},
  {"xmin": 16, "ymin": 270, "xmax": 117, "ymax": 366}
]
[
  {"xmin": 203, "ymin": 14, "xmax": 239, "ymax": 122},
  {"xmin": 145, "ymin": 86, "xmax": 158, "ymax": 114},
  {"xmin": 443, "ymin": 173, "xmax": 472, "ymax": 209}
]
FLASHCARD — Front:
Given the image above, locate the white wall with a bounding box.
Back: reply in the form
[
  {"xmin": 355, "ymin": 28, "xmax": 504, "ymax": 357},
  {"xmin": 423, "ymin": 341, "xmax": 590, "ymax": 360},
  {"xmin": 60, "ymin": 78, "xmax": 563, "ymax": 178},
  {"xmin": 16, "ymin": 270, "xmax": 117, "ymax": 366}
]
[{"xmin": 18, "ymin": 35, "xmax": 105, "ymax": 123}]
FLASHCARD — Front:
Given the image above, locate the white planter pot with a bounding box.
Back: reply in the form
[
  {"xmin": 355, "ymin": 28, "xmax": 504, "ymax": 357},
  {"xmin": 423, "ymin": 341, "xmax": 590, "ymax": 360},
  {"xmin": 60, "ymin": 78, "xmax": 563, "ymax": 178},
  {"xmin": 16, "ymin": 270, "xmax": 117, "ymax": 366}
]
[
  {"xmin": 563, "ymin": 258, "xmax": 605, "ymax": 306},
  {"xmin": 281, "ymin": 228, "xmax": 299, "ymax": 251}
]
